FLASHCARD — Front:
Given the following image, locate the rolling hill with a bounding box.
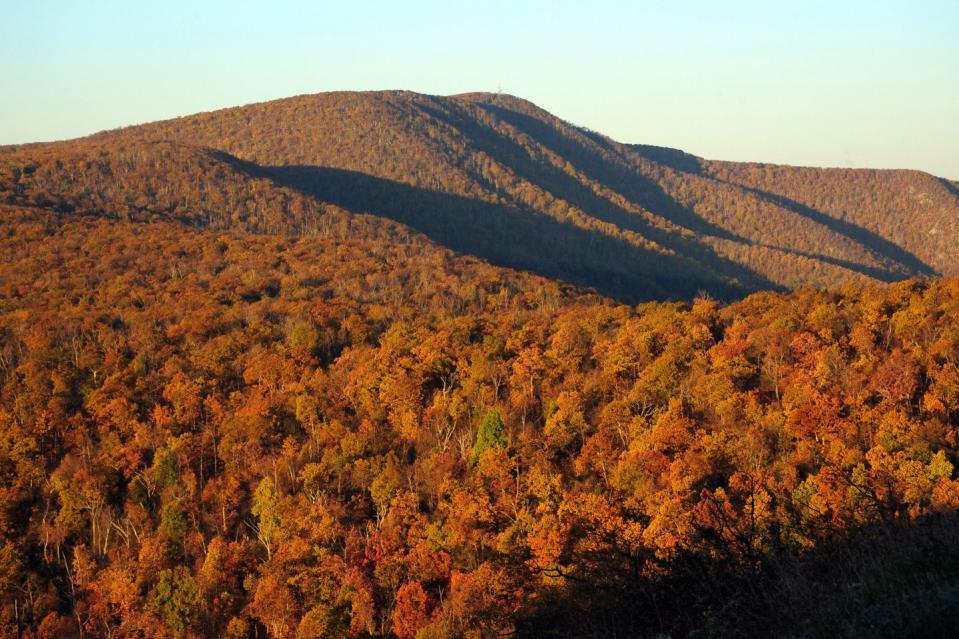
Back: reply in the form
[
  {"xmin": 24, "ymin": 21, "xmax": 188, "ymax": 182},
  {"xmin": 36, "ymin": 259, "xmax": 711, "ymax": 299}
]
[
  {"xmin": 3, "ymin": 92, "xmax": 959, "ymax": 637},
  {"xmin": 3, "ymin": 90, "xmax": 957, "ymax": 301}
]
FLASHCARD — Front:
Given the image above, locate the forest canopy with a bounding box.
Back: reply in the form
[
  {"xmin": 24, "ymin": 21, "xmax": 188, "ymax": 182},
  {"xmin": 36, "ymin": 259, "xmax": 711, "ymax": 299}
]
[{"xmin": 1, "ymin": 207, "xmax": 958, "ymax": 637}]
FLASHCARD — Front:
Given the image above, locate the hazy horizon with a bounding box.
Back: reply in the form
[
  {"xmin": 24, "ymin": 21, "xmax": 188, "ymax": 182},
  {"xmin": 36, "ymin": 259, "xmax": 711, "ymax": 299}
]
[{"xmin": 3, "ymin": 1, "xmax": 957, "ymax": 179}]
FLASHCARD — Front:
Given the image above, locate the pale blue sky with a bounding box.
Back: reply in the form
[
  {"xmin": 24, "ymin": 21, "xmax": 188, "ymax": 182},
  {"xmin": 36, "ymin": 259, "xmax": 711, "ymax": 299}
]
[{"xmin": 2, "ymin": 1, "xmax": 957, "ymax": 178}]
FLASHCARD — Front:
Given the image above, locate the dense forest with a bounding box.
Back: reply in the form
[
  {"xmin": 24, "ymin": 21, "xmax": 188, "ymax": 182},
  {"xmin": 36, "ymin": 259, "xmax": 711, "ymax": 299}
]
[
  {"xmin": 1, "ymin": 91, "xmax": 959, "ymax": 637},
  {"xmin": 1, "ymin": 207, "xmax": 959, "ymax": 637}
]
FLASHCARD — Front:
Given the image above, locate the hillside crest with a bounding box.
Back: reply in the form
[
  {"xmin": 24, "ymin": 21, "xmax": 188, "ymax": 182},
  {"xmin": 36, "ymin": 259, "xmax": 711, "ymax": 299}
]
[{"xmin": 3, "ymin": 90, "xmax": 957, "ymax": 301}]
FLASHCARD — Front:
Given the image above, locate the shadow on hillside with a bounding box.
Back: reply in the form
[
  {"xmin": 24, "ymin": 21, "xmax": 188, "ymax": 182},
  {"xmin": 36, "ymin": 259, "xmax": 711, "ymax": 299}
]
[
  {"xmin": 463, "ymin": 102, "xmax": 930, "ymax": 283},
  {"xmin": 473, "ymin": 100, "xmax": 937, "ymax": 282},
  {"xmin": 252, "ymin": 164, "xmax": 780, "ymax": 303},
  {"xmin": 410, "ymin": 101, "xmax": 789, "ymax": 295},
  {"xmin": 626, "ymin": 143, "xmax": 706, "ymax": 174},
  {"xmin": 941, "ymin": 178, "xmax": 959, "ymax": 201},
  {"xmin": 759, "ymin": 244, "xmax": 920, "ymax": 281},
  {"xmin": 716, "ymin": 179, "xmax": 938, "ymax": 279},
  {"xmin": 465, "ymin": 102, "xmax": 741, "ymax": 243},
  {"xmin": 518, "ymin": 512, "xmax": 959, "ymax": 638}
]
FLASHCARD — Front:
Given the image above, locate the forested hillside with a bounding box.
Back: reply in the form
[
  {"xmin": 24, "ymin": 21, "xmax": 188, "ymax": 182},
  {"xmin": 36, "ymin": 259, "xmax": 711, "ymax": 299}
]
[
  {"xmin": 2, "ymin": 91, "xmax": 959, "ymax": 638},
  {"xmin": 0, "ymin": 140, "xmax": 407, "ymax": 240},
  {"xmin": 3, "ymin": 91, "xmax": 958, "ymax": 301},
  {"xmin": 1, "ymin": 207, "xmax": 959, "ymax": 637}
]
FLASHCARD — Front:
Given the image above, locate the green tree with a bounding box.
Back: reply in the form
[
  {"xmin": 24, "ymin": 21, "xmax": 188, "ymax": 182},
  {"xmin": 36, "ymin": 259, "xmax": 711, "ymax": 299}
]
[
  {"xmin": 470, "ymin": 409, "xmax": 507, "ymax": 464},
  {"xmin": 252, "ymin": 477, "xmax": 280, "ymax": 560},
  {"xmin": 152, "ymin": 566, "xmax": 200, "ymax": 636}
]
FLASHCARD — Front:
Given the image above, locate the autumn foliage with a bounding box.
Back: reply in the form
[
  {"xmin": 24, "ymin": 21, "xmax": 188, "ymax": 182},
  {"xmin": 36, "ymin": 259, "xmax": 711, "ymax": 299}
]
[
  {"xmin": 0, "ymin": 203, "xmax": 958, "ymax": 636},
  {"xmin": 4, "ymin": 91, "xmax": 958, "ymax": 302},
  {"xmin": 1, "ymin": 90, "xmax": 959, "ymax": 637}
]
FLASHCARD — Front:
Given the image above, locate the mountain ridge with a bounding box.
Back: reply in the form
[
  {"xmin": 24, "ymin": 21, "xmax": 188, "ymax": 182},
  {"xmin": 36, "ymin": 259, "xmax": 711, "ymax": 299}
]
[
  {"xmin": 4, "ymin": 91, "xmax": 959, "ymax": 638},
  {"xmin": 2, "ymin": 90, "xmax": 957, "ymax": 302}
]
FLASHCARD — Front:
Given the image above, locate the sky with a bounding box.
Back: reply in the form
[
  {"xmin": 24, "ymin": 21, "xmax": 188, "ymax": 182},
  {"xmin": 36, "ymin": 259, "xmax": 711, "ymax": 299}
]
[{"xmin": 2, "ymin": 1, "xmax": 957, "ymax": 178}]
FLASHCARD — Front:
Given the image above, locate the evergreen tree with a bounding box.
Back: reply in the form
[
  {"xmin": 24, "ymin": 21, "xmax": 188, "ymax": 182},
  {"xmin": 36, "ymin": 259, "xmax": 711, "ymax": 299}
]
[{"xmin": 470, "ymin": 409, "xmax": 507, "ymax": 464}]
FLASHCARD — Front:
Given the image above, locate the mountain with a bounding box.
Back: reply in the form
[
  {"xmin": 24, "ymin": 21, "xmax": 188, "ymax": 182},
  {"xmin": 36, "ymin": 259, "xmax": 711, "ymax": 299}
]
[
  {"xmin": 3, "ymin": 92, "xmax": 959, "ymax": 637},
  {"xmin": 3, "ymin": 90, "xmax": 958, "ymax": 302}
]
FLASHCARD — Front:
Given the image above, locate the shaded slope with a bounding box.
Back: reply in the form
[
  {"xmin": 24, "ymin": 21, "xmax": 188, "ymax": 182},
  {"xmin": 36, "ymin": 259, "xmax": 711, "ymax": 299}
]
[
  {"xmin": 453, "ymin": 93, "xmax": 931, "ymax": 281},
  {"xmin": 0, "ymin": 138, "xmax": 410, "ymax": 241},
  {"xmin": 0, "ymin": 137, "xmax": 757, "ymax": 301},
  {"xmin": 704, "ymin": 161, "xmax": 959, "ymax": 275},
  {"xmin": 0, "ymin": 204, "xmax": 589, "ymax": 317},
  {"xmin": 5, "ymin": 90, "xmax": 958, "ymax": 300}
]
